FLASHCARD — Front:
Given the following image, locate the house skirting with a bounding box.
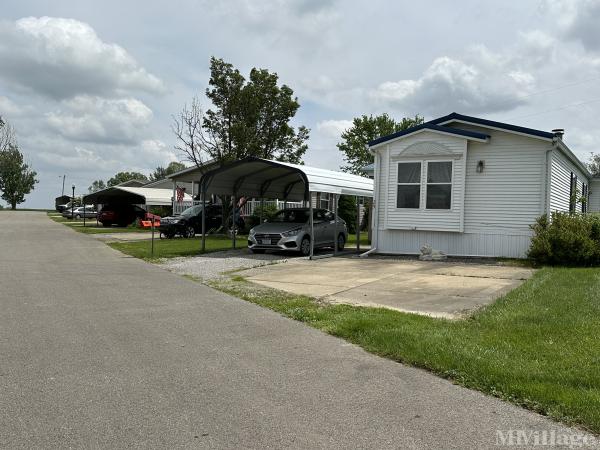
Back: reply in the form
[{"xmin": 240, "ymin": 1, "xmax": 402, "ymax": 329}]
[{"xmin": 376, "ymin": 229, "xmax": 532, "ymax": 258}]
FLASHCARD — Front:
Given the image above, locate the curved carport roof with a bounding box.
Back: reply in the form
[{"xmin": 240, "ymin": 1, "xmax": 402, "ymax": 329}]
[
  {"xmin": 83, "ymin": 186, "xmax": 192, "ymax": 206},
  {"xmin": 199, "ymin": 157, "xmax": 373, "ymax": 200}
]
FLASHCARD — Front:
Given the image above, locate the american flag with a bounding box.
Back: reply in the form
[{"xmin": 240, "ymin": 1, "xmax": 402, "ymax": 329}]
[{"xmin": 176, "ymin": 186, "xmax": 185, "ymax": 203}]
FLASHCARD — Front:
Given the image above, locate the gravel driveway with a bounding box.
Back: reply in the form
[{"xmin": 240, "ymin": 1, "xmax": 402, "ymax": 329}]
[{"xmin": 159, "ymin": 249, "xmax": 291, "ymax": 281}]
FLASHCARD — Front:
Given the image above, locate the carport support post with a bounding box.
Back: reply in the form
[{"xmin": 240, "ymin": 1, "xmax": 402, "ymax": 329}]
[
  {"xmin": 232, "ymin": 193, "xmax": 236, "ymax": 249},
  {"xmin": 309, "ymin": 193, "xmax": 314, "ymax": 260},
  {"xmin": 356, "ymin": 196, "xmax": 360, "ymax": 253},
  {"xmin": 333, "ymin": 194, "xmax": 338, "ymax": 256},
  {"xmin": 201, "ymin": 187, "xmax": 206, "ymax": 252}
]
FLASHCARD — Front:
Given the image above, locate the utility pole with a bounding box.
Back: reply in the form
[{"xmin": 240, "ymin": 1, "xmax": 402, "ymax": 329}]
[{"xmin": 60, "ymin": 175, "xmax": 66, "ymax": 196}]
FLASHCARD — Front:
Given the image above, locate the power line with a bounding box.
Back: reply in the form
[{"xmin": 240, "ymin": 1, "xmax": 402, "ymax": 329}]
[{"xmin": 510, "ymin": 96, "xmax": 600, "ymax": 120}]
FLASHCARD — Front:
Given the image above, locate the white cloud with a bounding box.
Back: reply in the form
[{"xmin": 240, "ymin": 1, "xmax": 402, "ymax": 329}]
[
  {"xmin": 544, "ymin": 0, "xmax": 600, "ymax": 52},
  {"xmin": 45, "ymin": 96, "xmax": 153, "ymax": 145},
  {"xmin": 0, "ymin": 17, "xmax": 165, "ymax": 100},
  {"xmin": 370, "ymin": 53, "xmax": 536, "ymax": 115},
  {"xmin": 316, "ymin": 119, "xmax": 353, "ymax": 140},
  {"xmin": 0, "ymin": 96, "xmax": 25, "ymax": 117}
]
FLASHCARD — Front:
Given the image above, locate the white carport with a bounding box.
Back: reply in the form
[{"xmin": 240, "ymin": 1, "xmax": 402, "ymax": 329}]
[
  {"xmin": 83, "ymin": 186, "xmax": 193, "ymax": 206},
  {"xmin": 199, "ymin": 157, "xmax": 373, "ymax": 258}
]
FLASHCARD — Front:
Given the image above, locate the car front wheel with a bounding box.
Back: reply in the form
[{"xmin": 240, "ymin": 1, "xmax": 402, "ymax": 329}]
[
  {"xmin": 337, "ymin": 234, "xmax": 345, "ymax": 251},
  {"xmin": 300, "ymin": 236, "xmax": 311, "ymax": 256},
  {"xmin": 184, "ymin": 225, "xmax": 195, "ymax": 238}
]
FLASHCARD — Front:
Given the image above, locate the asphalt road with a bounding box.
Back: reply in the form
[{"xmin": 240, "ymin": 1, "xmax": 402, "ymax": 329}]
[{"xmin": 0, "ymin": 212, "xmax": 590, "ymax": 449}]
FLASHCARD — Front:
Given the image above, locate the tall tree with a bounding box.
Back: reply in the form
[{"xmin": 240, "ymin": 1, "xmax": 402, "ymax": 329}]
[
  {"xmin": 0, "ymin": 116, "xmax": 15, "ymax": 153},
  {"xmin": 107, "ymin": 171, "xmax": 148, "ymax": 187},
  {"xmin": 172, "ymin": 57, "xmax": 309, "ymax": 167},
  {"xmin": 338, "ymin": 114, "xmax": 424, "ymax": 175},
  {"xmin": 88, "ymin": 179, "xmax": 106, "ymax": 193},
  {"xmin": 0, "ymin": 145, "xmax": 38, "ymax": 210},
  {"xmin": 587, "ymin": 153, "xmax": 600, "ymax": 177},
  {"xmin": 149, "ymin": 161, "xmax": 187, "ymax": 181}
]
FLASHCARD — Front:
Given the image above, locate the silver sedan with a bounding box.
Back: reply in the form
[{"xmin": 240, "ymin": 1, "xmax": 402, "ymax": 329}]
[{"xmin": 248, "ymin": 208, "xmax": 347, "ymax": 256}]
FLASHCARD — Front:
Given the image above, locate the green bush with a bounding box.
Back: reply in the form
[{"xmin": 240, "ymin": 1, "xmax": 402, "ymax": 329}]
[
  {"xmin": 528, "ymin": 213, "xmax": 600, "ymax": 266},
  {"xmin": 337, "ymin": 195, "xmax": 358, "ymax": 233}
]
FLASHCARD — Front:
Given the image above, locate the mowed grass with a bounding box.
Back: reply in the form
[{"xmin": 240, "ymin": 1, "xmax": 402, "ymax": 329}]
[
  {"xmin": 47, "ymin": 212, "xmax": 151, "ymax": 234},
  {"xmin": 108, "ymin": 235, "xmax": 239, "ymax": 259},
  {"xmin": 210, "ymin": 267, "xmax": 600, "ymax": 433},
  {"xmin": 106, "ymin": 230, "xmax": 370, "ymax": 260}
]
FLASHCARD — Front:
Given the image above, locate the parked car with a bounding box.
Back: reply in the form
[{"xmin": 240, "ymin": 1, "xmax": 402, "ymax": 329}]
[
  {"xmin": 62, "ymin": 206, "xmax": 97, "ymax": 219},
  {"xmin": 159, "ymin": 204, "xmax": 227, "ymax": 238},
  {"xmin": 98, "ymin": 204, "xmax": 146, "ymax": 227},
  {"xmin": 247, "ymin": 208, "xmax": 347, "ymax": 256}
]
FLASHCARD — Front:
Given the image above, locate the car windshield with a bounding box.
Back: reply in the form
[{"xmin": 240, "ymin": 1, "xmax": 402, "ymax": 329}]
[
  {"xmin": 181, "ymin": 205, "xmax": 203, "ymax": 217},
  {"xmin": 271, "ymin": 209, "xmax": 310, "ymax": 223}
]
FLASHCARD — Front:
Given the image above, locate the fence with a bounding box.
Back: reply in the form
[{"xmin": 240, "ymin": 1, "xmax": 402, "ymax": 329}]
[{"xmin": 172, "ymin": 199, "xmax": 305, "ymax": 216}]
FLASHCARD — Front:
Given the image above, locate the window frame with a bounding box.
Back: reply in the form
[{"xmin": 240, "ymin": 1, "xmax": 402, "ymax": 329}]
[
  {"xmin": 425, "ymin": 160, "xmax": 454, "ymax": 210},
  {"xmin": 395, "ymin": 161, "xmax": 422, "ymax": 209},
  {"xmin": 569, "ymin": 172, "xmax": 578, "ymax": 213}
]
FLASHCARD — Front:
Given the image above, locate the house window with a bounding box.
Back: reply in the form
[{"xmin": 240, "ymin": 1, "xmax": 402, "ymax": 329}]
[
  {"xmin": 569, "ymin": 172, "xmax": 578, "ymax": 213},
  {"xmin": 319, "ymin": 193, "xmax": 330, "ymax": 210},
  {"xmin": 396, "ymin": 162, "xmax": 421, "ymax": 208},
  {"xmin": 426, "ymin": 161, "xmax": 453, "ymax": 209}
]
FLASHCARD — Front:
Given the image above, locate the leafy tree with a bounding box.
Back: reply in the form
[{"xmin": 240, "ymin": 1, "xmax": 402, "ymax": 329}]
[
  {"xmin": 587, "ymin": 153, "xmax": 600, "ymax": 177},
  {"xmin": 338, "ymin": 114, "xmax": 424, "ymax": 175},
  {"xmin": 149, "ymin": 161, "xmax": 187, "ymax": 181},
  {"xmin": 173, "ymin": 56, "xmax": 309, "ymax": 167},
  {"xmin": 88, "ymin": 179, "xmax": 106, "ymax": 193},
  {"xmin": 107, "ymin": 171, "xmax": 148, "ymax": 187},
  {"xmin": 0, "ymin": 145, "xmax": 38, "ymax": 210}
]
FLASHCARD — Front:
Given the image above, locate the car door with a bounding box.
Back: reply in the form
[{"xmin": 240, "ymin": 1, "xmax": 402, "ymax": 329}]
[{"xmin": 313, "ymin": 210, "xmax": 328, "ymax": 245}]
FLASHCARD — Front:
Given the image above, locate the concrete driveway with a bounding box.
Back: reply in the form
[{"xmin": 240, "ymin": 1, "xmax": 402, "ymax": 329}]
[
  {"xmin": 0, "ymin": 212, "xmax": 581, "ymax": 449},
  {"xmin": 240, "ymin": 257, "xmax": 534, "ymax": 318}
]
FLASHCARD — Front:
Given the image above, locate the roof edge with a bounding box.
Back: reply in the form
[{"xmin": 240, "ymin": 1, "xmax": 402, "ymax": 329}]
[{"xmin": 369, "ymin": 123, "xmax": 490, "ymax": 148}]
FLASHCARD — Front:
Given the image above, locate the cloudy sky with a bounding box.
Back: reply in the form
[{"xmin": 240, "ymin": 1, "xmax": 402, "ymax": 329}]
[{"xmin": 1, "ymin": 0, "xmax": 600, "ymax": 208}]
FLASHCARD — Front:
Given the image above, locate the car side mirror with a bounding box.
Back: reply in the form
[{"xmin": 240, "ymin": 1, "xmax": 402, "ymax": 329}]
[{"xmin": 263, "ymin": 219, "xmax": 268, "ymax": 223}]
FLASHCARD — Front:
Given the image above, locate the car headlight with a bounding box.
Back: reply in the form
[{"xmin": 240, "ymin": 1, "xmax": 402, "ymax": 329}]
[
  {"xmin": 249, "ymin": 228, "xmax": 255, "ymax": 235},
  {"xmin": 281, "ymin": 228, "xmax": 302, "ymax": 237}
]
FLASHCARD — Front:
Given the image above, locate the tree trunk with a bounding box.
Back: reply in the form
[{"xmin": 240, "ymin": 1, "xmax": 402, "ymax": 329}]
[{"xmin": 11, "ymin": 201, "xmax": 16, "ymax": 210}]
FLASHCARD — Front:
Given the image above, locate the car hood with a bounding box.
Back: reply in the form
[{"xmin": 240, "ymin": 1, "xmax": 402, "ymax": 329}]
[
  {"xmin": 253, "ymin": 222, "xmax": 305, "ymax": 233},
  {"xmin": 161, "ymin": 215, "xmax": 187, "ymax": 222}
]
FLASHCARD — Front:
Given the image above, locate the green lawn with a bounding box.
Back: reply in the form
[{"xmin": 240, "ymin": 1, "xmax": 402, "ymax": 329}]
[
  {"xmin": 108, "ymin": 235, "xmax": 239, "ymax": 259},
  {"xmin": 47, "ymin": 212, "xmax": 151, "ymax": 234},
  {"xmin": 105, "ymin": 230, "xmax": 369, "ymax": 260},
  {"xmin": 209, "ymin": 267, "xmax": 600, "ymax": 433}
]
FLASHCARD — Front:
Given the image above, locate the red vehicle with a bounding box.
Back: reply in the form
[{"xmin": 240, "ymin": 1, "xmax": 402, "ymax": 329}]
[{"xmin": 98, "ymin": 204, "xmax": 146, "ymax": 227}]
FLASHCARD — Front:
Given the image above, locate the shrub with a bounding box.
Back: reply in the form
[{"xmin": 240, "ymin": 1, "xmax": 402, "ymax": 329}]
[
  {"xmin": 337, "ymin": 195, "xmax": 358, "ymax": 233},
  {"xmin": 528, "ymin": 213, "xmax": 600, "ymax": 266}
]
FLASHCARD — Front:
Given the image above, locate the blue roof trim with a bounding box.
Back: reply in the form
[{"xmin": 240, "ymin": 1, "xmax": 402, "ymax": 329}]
[
  {"xmin": 430, "ymin": 112, "xmax": 555, "ymax": 140},
  {"xmin": 368, "ymin": 123, "xmax": 489, "ymax": 147}
]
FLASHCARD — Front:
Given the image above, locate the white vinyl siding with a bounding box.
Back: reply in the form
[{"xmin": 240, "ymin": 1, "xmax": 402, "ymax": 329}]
[
  {"xmin": 550, "ymin": 150, "xmax": 587, "ymax": 213},
  {"xmin": 461, "ymin": 129, "xmax": 548, "ymax": 235},
  {"xmin": 589, "ymin": 180, "xmax": 600, "ymax": 212},
  {"xmin": 377, "ymin": 229, "xmax": 531, "ymax": 258},
  {"xmin": 380, "ymin": 132, "xmax": 466, "ymax": 233}
]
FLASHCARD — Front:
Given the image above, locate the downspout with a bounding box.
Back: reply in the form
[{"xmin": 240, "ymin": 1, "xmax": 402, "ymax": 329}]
[
  {"xmin": 545, "ymin": 139, "xmax": 558, "ymax": 222},
  {"xmin": 360, "ymin": 146, "xmax": 379, "ymax": 257}
]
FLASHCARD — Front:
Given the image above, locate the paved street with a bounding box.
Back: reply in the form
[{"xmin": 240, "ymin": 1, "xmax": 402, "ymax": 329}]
[{"xmin": 0, "ymin": 212, "xmax": 588, "ymax": 449}]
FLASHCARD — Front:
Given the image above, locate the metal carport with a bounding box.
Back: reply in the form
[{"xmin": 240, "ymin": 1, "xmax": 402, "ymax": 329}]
[
  {"xmin": 198, "ymin": 157, "xmax": 373, "ymax": 259},
  {"xmin": 83, "ymin": 186, "xmax": 193, "ymax": 207}
]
